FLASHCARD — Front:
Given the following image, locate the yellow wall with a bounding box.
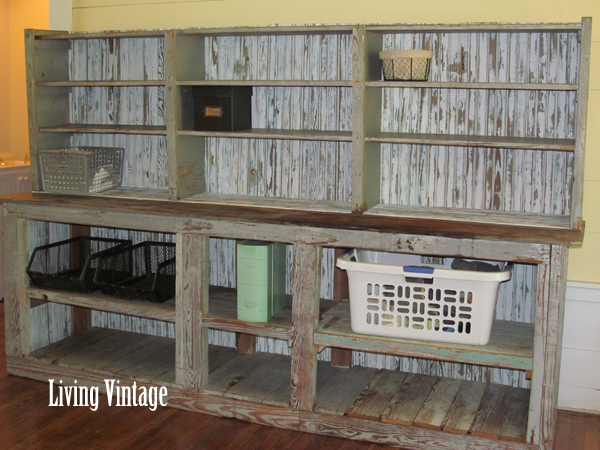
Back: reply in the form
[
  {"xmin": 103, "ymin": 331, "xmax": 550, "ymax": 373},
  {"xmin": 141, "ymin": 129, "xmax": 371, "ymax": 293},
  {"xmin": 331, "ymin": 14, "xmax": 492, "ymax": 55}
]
[
  {"xmin": 67, "ymin": 0, "xmax": 599, "ymax": 282},
  {"xmin": 9, "ymin": 0, "xmax": 48, "ymax": 161},
  {"xmin": 0, "ymin": 0, "xmax": 10, "ymax": 156}
]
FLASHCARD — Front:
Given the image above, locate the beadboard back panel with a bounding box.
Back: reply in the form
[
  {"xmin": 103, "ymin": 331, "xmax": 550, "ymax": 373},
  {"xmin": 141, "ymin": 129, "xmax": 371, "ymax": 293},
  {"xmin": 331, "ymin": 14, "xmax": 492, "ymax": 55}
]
[
  {"xmin": 70, "ymin": 37, "xmax": 165, "ymax": 82},
  {"xmin": 204, "ymin": 34, "xmax": 353, "ymax": 82},
  {"xmin": 68, "ymin": 37, "xmax": 168, "ymax": 190},
  {"xmin": 28, "ymin": 221, "xmax": 71, "ymax": 351},
  {"xmin": 379, "ymin": 30, "xmax": 578, "ymax": 215},
  {"xmin": 204, "ymin": 34, "xmax": 353, "ymax": 201}
]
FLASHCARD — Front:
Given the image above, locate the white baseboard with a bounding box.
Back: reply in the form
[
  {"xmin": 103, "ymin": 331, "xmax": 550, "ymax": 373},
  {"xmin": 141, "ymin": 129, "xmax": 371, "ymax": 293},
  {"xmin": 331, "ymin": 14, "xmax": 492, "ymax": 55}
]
[{"xmin": 558, "ymin": 281, "xmax": 600, "ymax": 412}]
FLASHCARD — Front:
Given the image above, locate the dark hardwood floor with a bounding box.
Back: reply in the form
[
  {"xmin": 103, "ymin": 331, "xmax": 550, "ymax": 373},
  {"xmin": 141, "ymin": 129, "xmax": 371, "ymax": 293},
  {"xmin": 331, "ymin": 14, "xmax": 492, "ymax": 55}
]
[{"xmin": 0, "ymin": 302, "xmax": 598, "ymax": 450}]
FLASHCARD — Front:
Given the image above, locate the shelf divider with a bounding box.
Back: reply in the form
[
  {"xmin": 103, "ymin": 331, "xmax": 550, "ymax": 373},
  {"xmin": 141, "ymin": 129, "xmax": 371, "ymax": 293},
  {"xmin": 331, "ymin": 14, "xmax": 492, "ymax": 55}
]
[
  {"xmin": 39, "ymin": 124, "xmax": 167, "ymax": 135},
  {"xmin": 26, "ymin": 287, "xmax": 176, "ymax": 323},
  {"xmin": 315, "ymin": 302, "xmax": 534, "ymax": 370},
  {"xmin": 178, "ymin": 128, "xmax": 352, "ymax": 142},
  {"xmin": 366, "ymin": 132, "xmax": 575, "ymax": 151},
  {"xmin": 37, "ymin": 80, "xmax": 166, "ymax": 87},
  {"xmin": 175, "ymin": 233, "xmax": 209, "ymax": 391},
  {"xmin": 366, "ymin": 81, "xmax": 578, "ymax": 91}
]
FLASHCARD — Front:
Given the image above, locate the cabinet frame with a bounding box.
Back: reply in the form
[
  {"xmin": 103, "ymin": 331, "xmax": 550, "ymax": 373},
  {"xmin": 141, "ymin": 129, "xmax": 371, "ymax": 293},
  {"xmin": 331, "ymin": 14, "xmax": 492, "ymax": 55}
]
[
  {"xmin": 11, "ymin": 17, "xmax": 591, "ymax": 450},
  {"xmin": 24, "ymin": 19, "xmax": 590, "ymax": 231},
  {"xmin": 2, "ymin": 193, "xmax": 570, "ymax": 449}
]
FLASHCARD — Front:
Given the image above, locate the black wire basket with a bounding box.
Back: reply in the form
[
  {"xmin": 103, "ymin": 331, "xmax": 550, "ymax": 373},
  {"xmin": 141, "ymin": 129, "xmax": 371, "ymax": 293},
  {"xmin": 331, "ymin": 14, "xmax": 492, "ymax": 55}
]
[
  {"xmin": 94, "ymin": 241, "xmax": 176, "ymax": 303},
  {"xmin": 26, "ymin": 236, "xmax": 132, "ymax": 292},
  {"xmin": 379, "ymin": 50, "xmax": 433, "ymax": 81}
]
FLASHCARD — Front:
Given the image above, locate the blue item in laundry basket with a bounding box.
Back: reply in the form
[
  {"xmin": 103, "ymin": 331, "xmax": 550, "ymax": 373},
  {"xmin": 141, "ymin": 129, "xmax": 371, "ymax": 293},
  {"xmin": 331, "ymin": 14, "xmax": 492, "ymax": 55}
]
[{"xmin": 403, "ymin": 266, "xmax": 434, "ymax": 274}]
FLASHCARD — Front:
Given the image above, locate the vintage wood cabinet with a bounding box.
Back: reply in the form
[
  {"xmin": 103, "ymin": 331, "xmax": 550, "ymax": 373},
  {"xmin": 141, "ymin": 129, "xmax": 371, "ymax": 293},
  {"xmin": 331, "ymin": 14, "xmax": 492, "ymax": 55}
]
[{"xmin": 1, "ymin": 18, "xmax": 591, "ymax": 449}]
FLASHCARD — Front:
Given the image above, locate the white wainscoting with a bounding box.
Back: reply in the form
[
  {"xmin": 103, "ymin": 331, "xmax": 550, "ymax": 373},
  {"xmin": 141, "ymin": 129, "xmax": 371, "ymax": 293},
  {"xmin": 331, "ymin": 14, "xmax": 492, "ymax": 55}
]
[{"xmin": 558, "ymin": 281, "xmax": 600, "ymax": 414}]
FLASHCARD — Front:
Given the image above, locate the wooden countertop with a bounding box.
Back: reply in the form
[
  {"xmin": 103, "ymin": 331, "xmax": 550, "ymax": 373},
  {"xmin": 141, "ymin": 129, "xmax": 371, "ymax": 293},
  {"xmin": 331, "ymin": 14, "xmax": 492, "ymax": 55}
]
[{"xmin": 0, "ymin": 192, "xmax": 583, "ymax": 246}]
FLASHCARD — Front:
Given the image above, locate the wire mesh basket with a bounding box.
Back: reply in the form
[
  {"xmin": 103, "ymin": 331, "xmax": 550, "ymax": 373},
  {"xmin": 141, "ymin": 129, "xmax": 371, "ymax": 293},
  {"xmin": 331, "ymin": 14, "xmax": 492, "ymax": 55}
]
[
  {"xmin": 39, "ymin": 147, "xmax": 124, "ymax": 194},
  {"xmin": 380, "ymin": 50, "xmax": 433, "ymax": 81},
  {"xmin": 26, "ymin": 236, "xmax": 132, "ymax": 292},
  {"xmin": 94, "ymin": 241, "xmax": 176, "ymax": 303}
]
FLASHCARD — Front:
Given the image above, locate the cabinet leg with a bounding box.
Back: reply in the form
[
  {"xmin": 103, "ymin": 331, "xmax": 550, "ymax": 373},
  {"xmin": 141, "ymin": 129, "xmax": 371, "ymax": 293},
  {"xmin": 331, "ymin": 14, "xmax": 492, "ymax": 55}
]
[
  {"xmin": 332, "ymin": 249, "xmax": 352, "ymax": 368},
  {"xmin": 71, "ymin": 307, "xmax": 92, "ymax": 335},
  {"xmin": 236, "ymin": 333, "xmax": 256, "ymax": 355},
  {"xmin": 528, "ymin": 245, "xmax": 568, "ymax": 449},
  {"xmin": 3, "ymin": 217, "xmax": 29, "ymax": 357},
  {"xmin": 176, "ymin": 233, "xmax": 209, "ymax": 391},
  {"xmin": 291, "ymin": 243, "xmax": 321, "ymax": 411},
  {"xmin": 331, "ymin": 348, "xmax": 352, "ymax": 368}
]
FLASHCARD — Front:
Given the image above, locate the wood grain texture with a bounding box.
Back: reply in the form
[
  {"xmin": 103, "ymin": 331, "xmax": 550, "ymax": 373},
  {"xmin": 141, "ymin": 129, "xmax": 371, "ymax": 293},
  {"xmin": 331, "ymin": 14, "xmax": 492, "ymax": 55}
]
[
  {"xmin": 442, "ymin": 380, "xmax": 488, "ymax": 434},
  {"xmin": 3, "ymin": 217, "xmax": 29, "ymax": 357},
  {"xmin": 175, "ymin": 233, "xmax": 208, "ymax": 390},
  {"xmin": 346, "ymin": 369, "xmax": 407, "ymax": 421},
  {"xmin": 381, "ymin": 373, "xmax": 439, "ymax": 426},
  {"xmin": 316, "ymin": 303, "xmax": 534, "ymax": 370},
  {"xmin": 534, "ymin": 245, "xmax": 568, "ymax": 450},
  {"xmin": 2, "ymin": 193, "xmax": 584, "ymax": 246},
  {"xmin": 315, "ymin": 365, "xmax": 377, "ymax": 415},
  {"xmin": 470, "ymin": 383, "xmax": 513, "ymax": 439},
  {"xmin": 225, "ymin": 352, "xmax": 291, "ymax": 406},
  {"xmin": 412, "ymin": 377, "xmax": 463, "ymax": 430},
  {"xmin": 290, "ymin": 244, "xmax": 321, "ymax": 410},
  {"xmin": 500, "ymin": 387, "xmax": 531, "ymax": 442},
  {"xmin": 26, "ymin": 287, "xmax": 176, "ymax": 322},
  {"xmin": 301, "ymin": 411, "xmax": 536, "ymax": 450},
  {"xmin": 236, "ymin": 333, "xmax": 256, "ymax": 355},
  {"xmin": 352, "ymin": 26, "xmax": 382, "ymax": 212},
  {"xmin": 571, "ymin": 17, "xmax": 592, "ymax": 227}
]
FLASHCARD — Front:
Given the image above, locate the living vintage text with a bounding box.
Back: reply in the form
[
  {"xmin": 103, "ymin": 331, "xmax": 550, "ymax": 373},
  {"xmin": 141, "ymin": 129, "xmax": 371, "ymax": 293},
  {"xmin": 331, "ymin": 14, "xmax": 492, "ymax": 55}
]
[{"xmin": 49, "ymin": 379, "xmax": 168, "ymax": 411}]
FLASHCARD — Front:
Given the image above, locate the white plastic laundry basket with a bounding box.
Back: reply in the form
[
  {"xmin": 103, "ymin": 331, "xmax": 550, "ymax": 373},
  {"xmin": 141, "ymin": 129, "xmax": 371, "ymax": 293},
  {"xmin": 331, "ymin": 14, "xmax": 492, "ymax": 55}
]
[{"xmin": 336, "ymin": 250, "xmax": 512, "ymax": 345}]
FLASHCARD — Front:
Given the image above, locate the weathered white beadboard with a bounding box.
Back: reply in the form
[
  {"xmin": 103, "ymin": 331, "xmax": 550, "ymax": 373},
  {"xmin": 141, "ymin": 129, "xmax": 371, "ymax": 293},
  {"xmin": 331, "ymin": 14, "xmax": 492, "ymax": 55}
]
[
  {"xmin": 204, "ymin": 34, "xmax": 352, "ymax": 202},
  {"xmin": 379, "ymin": 30, "xmax": 577, "ymax": 215},
  {"xmin": 69, "ymin": 36, "xmax": 168, "ymax": 190},
  {"xmin": 204, "ymin": 34, "xmax": 352, "ymax": 81},
  {"xmin": 69, "ymin": 37, "xmax": 165, "ymax": 81},
  {"xmin": 28, "ymin": 221, "xmax": 71, "ymax": 351}
]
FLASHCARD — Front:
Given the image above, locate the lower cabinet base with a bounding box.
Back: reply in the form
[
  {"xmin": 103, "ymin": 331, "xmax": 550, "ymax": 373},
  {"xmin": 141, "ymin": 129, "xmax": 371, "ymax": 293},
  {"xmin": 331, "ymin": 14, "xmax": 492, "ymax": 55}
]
[{"xmin": 7, "ymin": 355, "xmax": 537, "ymax": 450}]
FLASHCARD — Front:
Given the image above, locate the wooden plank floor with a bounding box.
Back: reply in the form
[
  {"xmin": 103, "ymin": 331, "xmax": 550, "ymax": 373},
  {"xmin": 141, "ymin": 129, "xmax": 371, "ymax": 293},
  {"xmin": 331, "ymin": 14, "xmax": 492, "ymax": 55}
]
[{"xmin": 0, "ymin": 303, "xmax": 598, "ymax": 449}]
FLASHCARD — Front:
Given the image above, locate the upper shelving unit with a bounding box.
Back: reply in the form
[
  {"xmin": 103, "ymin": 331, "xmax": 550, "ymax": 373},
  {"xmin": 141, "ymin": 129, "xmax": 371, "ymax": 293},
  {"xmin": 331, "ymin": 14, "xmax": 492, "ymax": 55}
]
[
  {"xmin": 26, "ymin": 18, "xmax": 591, "ymax": 230},
  {"xmin": 352, "ymin": 19, "xmax": 591, "ymax": 229}
]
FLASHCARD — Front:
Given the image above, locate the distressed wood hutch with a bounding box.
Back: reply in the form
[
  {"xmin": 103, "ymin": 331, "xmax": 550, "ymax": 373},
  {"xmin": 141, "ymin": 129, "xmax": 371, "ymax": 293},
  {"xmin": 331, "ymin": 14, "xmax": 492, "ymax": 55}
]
[{"xmin": 2, "ymin": 18, "xmax": 590, "ymax": 449}]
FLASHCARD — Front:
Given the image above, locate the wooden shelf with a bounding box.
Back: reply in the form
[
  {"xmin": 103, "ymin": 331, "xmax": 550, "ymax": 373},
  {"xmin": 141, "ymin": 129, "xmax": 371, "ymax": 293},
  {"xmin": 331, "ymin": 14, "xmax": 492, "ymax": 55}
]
[
  {"xmin": 37, "ymin": 80, "xmax": 166, "ymax": 87},
  {"xmin": 366, "ymin": 204, "xmax": 572, "ymax": 230},
  {"xmin": 315, "ymin": 366, "xmax": 529, "ymax": 442},
  {"xmin": 179, "ymin": 128, "xmax": 353, "ymax": 142},
  {"xmin": 185, "ymin": 193, "xmax": 352, "ymax": 214},
  {"xmin": 366, "ymin": 81, "xmax": 578, "ymax": 91},
  {"xmin": 178, "ymin": 80, "xmax": 352, "ymax": 87},
  {"xmin": 316, "ymin": 303, "xmax": 534, "ymax": 371},
  {"xmin": 366, "ymin": 132, "xmax": 575, "ymax": 151},
  {"xmin": 39, "ymin": 124, "xmax": 167, "ymax": 135},
  {"xmin": 3, "ymin": 192, "xmax": 583, "ymax": 246},
  {"xmin": 28, "ymin": 327, "xmax": 176, "ymax": 386},
  {"xmin": 205, "ymin": 287, "xmax": 335, "ymax": 340},
  {"xmin": 27, "ymin": 287, "xmax": 176, "ymax": 323},
  {"xmin": 34, "ymin": 188, "xmax": 171, "ymax": 202},
  {"xmin": 205, "ymin": 348, "xmax": 292, "ymax": 407}
]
